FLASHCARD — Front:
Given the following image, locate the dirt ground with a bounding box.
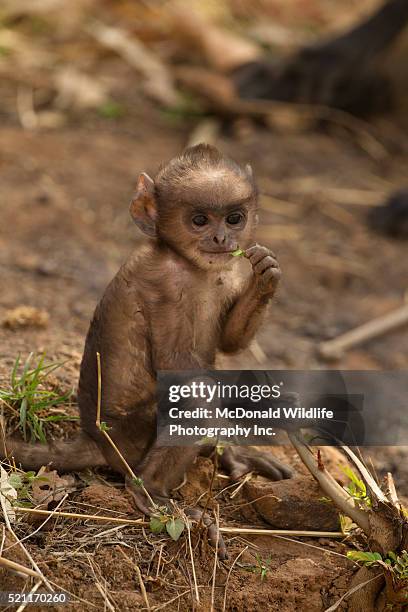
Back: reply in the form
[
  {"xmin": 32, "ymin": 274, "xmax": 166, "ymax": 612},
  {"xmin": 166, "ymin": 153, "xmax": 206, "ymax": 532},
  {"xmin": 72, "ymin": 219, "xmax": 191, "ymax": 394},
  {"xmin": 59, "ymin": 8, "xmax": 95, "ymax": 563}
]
[{"xmin": 1, "ymin": 16, "xmax": 408, "ymax": 607}]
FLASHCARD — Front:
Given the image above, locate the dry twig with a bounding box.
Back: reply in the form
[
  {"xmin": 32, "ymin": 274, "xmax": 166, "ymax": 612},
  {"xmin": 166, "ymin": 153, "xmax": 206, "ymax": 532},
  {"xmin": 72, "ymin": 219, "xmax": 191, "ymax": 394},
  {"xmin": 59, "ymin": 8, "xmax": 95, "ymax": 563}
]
[{"xmin": 319, "ymin": 303, "xmax": 408, "ymax": 359}]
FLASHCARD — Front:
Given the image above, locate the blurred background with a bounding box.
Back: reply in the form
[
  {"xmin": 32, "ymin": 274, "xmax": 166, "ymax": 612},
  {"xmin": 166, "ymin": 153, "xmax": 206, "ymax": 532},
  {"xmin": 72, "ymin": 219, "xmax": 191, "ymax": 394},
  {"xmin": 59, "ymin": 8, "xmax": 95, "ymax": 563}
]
[{"xmin": 0, "ymin": 0, "xmax": 407, "ymax": 470}]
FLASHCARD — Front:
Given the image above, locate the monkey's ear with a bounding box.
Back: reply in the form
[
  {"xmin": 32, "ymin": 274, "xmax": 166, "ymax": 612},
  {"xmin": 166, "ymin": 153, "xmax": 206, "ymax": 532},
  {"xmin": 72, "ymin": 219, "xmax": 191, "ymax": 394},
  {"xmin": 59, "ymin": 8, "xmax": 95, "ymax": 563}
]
[{"xmin": 130, "ymin": 173, "xmax": 157, "ymax": 237}]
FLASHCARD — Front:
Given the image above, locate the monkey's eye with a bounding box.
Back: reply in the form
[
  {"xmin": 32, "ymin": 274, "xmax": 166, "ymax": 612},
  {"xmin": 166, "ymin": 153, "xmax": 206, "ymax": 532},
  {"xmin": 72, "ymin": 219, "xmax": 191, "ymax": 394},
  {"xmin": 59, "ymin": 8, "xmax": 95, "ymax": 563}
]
[
  {"xmin": 192, "ymin": 214, "xmax": 209, "ymax": 227},
  {"xmin": 226, "ymin": 212, "xmax": 243, "ymax": 225}
]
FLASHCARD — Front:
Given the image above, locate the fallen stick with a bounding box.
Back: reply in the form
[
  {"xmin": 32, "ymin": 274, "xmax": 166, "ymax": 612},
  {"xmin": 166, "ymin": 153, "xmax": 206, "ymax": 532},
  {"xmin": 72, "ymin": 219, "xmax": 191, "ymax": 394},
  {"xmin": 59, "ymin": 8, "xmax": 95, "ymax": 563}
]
[
  {"xmin": 220, "ymin": 527, "xmax": 344, "ymax": 538},
  {"xmin": 13, "ymin": 506, "xmax": 343, "ymax": 538},
  {"xmin": 13, "ymin": 506, "xmax": 148, "ymax": 525},
  {"xmin": 319, "ymin": 303, "xmax": 408, "ymax": 360},
  {"xmin": 0, "ymin": 555, "xmax": 42, "ymax": 579}
]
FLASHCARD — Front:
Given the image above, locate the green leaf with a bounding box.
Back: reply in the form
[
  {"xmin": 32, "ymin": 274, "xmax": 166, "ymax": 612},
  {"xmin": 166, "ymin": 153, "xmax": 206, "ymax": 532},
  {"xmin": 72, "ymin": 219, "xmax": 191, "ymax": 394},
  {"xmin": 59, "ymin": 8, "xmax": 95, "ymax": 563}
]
[
  {"xmin": 99, "ymin": 421, "xmax": 111, "ymax": 432},
  {"xmin": 341, "ymin": 466, "xmax": 366, "ymax": 497},
  {"xmin": 166, "ymin": 517, "xmax": 185, "ymax": 541},
  {"xmin": 347, "ymin": 551, "xmax": 383, "ymax": 566},
  {"xmin": 231, "ymin": 248, "xmax": 245, "ymax": 257},
  {"xmin": 8, "ymin": 474, "xmax": 23, "ymax": 490},
  {"xmin": 11, "ymin": 354, "xmax": 21, "ymax": 389},
  {"xmin": 20, "ymin": 397, "xmax": 28, "ymax": 441},
  {"xmin": 150, "ymin": 516, "xmax": 165, "ymax": 534},
  {"xmin": 132, "ymin": 477, "xmax": 144, "ymax": 488}
]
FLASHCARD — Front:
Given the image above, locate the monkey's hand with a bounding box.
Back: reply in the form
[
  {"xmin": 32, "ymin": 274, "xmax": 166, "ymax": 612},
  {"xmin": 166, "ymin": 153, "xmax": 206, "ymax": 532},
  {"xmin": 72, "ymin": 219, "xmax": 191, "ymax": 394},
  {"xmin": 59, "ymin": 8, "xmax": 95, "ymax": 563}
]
[{"xmin": 245, "ymin": 244, "xmax": 281, "ymax": 298}]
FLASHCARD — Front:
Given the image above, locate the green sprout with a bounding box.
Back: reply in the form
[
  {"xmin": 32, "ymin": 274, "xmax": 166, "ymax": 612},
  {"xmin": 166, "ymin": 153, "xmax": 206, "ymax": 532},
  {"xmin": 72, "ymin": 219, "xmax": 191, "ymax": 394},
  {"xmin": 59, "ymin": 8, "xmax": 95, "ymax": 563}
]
[
  {"xmin": 341, "ymin": 465, "xmax": 371, "ymax": 507},
  {"xmin": 0, "ymin": 353, "xmax": 77, "ymax": 443},
  {"xmin": 246, "ymin": 554, "xmax": 272, "ymax": 581},
  {"xmin": 132, "ymin": 476, "xmax": 144, "ymax": 488},
  {"xmin": 149, "ymin": 507, "xmax": 185, "ymax": 541},
  {"xmin": 231, "ymin": 248, "xmax": 245, "ymax": 257}
]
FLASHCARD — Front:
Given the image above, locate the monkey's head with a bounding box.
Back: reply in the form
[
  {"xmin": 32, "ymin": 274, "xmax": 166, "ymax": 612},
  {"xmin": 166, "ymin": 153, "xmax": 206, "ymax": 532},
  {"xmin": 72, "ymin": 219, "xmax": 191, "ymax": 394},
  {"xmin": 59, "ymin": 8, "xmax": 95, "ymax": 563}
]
[{"xmin": 130, "ymin": 144, "xmax": 258, "ymax": 271}]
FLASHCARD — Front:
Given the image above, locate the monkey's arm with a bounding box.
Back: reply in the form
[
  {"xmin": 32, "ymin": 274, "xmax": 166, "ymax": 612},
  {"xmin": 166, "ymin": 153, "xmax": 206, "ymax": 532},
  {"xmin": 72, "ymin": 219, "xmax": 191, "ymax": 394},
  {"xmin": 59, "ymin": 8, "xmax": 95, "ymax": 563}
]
[{"xmin": 219, "ymin": 244, "xmax": 280, "ymax": 353}]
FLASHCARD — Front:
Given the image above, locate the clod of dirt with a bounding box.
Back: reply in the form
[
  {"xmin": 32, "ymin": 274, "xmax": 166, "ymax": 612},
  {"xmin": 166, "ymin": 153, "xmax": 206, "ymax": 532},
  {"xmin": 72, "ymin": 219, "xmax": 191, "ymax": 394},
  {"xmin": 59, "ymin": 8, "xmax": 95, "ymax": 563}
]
[
  {"xmin": 2, "ymin": 305, "xmax": 49, "ymax": 329},
  {"xmin": 77, "ymin": 483, "xmax": 135, "ymax": 515},
  {"xmin": 178, "ymin": 456, "xmax": 214, "ymax": 504},
  {"xmin": 244, "ymin": 475, "xmax": 340, "ymax": 531}
]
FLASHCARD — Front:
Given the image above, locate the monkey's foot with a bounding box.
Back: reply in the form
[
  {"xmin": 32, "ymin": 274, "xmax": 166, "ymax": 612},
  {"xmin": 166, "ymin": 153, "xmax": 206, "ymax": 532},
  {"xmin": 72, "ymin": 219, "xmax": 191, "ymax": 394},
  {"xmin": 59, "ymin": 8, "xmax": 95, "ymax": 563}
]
[
  {"xmin": 125, "ymin": 476, "xmax": 167, "ymax": 515},
  {"xmin": 125, "ymin": 477, "xmax": 228, "ymax": 559},
  {"xmin": 185, "ymin": 506, "xmax": 228, "ymax": 559},
  {"xmin": 219, "ymin": 446, "xmax": 292, "ymax": 481}
]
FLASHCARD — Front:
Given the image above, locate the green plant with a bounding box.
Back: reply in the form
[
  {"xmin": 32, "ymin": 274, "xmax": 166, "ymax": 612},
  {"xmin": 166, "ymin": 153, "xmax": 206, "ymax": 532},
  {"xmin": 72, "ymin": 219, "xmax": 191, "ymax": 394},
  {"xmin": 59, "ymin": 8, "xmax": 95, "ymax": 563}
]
[
  {"xmin": 98, "ymin": 101, "xmax": 125, "ymax": 119},
  {"xmin": 231, "ymin": 248, "xmax": 245, "ymax": 257},
  {"xmin": 341, "ymin": 465, "xmax": 371, "ymax": 507},
  {"xmin": 5, "ymin": 470, "xmax": 47, "ymax": 507},
  {"xmin": 247, "ymin": 554, "xmax": 272, "ymax": 581},
  {"xmin": 149, "ymin": 506, "xmax": 185, "ymax": 541},
  {"xmin": 347, "ymin": 549, "xmax": 408, "ymax": 581},
  {"xmin": 339, "ymin": 513, "xmax": 354, "ymax": 535},
  {"xmin": 0, "ymin": 353, "xmax": 77, "ymax": 443},
  {"xmin": 385, "ymin": 551, "xmax": 408, "ymax": 581},
  {"xmin": 347, "ymin": 551, "xmax": 383, "ymax": 566}
]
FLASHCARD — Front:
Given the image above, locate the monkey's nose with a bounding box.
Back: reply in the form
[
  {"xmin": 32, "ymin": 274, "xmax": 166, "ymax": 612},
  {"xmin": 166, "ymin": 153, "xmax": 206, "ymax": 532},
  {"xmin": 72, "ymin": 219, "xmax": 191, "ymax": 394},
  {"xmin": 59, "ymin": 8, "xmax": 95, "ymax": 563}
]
[{"xmin": 213, "ymin": 234, "xmax": 226, "ymax": 245}]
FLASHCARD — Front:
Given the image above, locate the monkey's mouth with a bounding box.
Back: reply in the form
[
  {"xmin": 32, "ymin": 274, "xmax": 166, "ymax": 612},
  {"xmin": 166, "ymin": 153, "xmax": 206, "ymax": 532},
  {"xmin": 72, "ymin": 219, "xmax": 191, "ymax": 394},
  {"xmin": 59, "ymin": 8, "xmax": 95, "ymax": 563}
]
[{"xmin": 200, "ymin": 249, "xmax": 236, "ymax": 255}]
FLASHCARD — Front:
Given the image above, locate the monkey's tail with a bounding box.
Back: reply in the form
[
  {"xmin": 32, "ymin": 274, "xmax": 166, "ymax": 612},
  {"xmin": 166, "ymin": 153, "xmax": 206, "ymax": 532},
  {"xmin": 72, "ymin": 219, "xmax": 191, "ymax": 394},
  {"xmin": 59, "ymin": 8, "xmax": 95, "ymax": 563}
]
[{"xmin": 2, "ymin": 433, "xmax": 107, "ymax": 473}]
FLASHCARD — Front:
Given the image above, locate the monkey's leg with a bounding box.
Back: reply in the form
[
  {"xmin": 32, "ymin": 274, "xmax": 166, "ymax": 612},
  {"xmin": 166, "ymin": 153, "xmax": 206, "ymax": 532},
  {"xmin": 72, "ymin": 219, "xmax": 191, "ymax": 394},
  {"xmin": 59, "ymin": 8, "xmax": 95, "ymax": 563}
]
[
  {"xmin": 2, "ymin": 432, "xmax": 107, "ymax": 473},
  {"xmin": 125, "ymin": 443, "xmax": 228, "ymax": 559}
]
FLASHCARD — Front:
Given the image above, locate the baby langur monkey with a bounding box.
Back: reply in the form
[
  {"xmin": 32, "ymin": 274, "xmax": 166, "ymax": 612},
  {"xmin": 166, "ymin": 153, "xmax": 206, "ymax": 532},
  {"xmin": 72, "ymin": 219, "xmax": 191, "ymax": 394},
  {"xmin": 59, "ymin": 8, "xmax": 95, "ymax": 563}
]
[{"xmin": 3, "ymin": 144, "xmax": 292, "ymax": 558}]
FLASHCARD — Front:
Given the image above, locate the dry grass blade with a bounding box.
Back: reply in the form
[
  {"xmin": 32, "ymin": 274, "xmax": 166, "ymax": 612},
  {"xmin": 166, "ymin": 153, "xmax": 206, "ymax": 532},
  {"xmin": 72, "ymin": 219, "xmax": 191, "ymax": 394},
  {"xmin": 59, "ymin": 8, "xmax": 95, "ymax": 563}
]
[
  {"xmin": 222, "ymin": 546, "xmax": 249, "ymax": 612},
  {"xmin": 341, "ymin": 445, "xmax": 388, "ymax": 503},
  {"xmin": 210, "ymin": 504, "xmax": 220, "ymax": 612},
  {"xmin": 16, "ymin": 581, "xmax": 42, "ymax": 612},
  {"xmin": 6, "ymin": 494, "xmax": 68, "ymax": 550},
  {"xmin": 324, "ymin": 574, "xmax": 383, "ymax": 612},
  {"xmin": 229, "ymin": 472, "xmax": 253, "ymax": 499},
  {"xmin": 386, "ymin": 472, "xmax": 400, "ymax": 508},
  {"xmin": 183, "ymin": 511, "xmax": 200, "ymax": 605},
  {"xmin": 94, "ymin": 583, "xmax": 115, "ymax": 612},
  {"xmin": 118, "ymin": 547, "xmax": 151, "ymax": 611},
  {"xmin": 88, "ymin": 554, "xmax": 116, "ymax": 612},
  {"xmin": 152, "ymin": 589, "xmax": 191, "ymax": 611}
]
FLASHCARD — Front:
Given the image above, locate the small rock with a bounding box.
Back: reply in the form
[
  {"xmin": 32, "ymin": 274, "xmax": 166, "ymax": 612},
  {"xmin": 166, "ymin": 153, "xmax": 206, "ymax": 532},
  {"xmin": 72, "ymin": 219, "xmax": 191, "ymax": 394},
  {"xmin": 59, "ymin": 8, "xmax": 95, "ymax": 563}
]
[{"xmin": 2, "ymin": 306, "xmax": 49, "ymax": 330}]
